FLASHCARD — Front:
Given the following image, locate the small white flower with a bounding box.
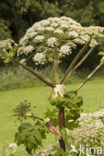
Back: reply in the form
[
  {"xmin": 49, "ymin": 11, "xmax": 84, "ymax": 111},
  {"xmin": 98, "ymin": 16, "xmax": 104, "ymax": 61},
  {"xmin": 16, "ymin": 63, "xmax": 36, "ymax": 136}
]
[
  {"xmin": 69, "ymin": 31, "xmax": 79, "ymax": 38},
  {"xmin": 54, "ymin": 29, "xmax": 63, "ymax": 34},
  {"xmin": 36, "ymin": 26, "xmax": 45, "ymax": 31},
  {"xmin": 51, "ymin": 23, "xmax": 59, "ymax": 27},
  {"xmin": 33, "ymin": 22, "xmax": 41, "ymax": 29},
  {"xmin": 19, "ymin": 36, "xmax": 28, "ymax": 46},
  {"xmin": 33, "ymin": 53, "xmax": 46, "ymax": 65},
  {"xmin": 80, "ymin": 35, "xmax": 90, "ymax": 42},
  {"xmin": 18, "ymin": 45, "xmax": 33, "ymax": 55},
  {"xmin": 70, "ymin": 25, "xmax": 79, "ymax": 29},
  {"xmin": 0, "ymin": 39, "xmax": 15, "ymax": 49},
  {"xmin": 34, "ymin": 35, "xmax": 44, "ymax": 42},
  {"xmin": 47, "ymin": 37, "xmax": 58, "ymax": 47},
  {"xmin": 27, "ymin": 32, "xmax": 37, "ymax": 38},
  {"xmin": 74, "ymin": 38, "xmax": 85, "ymax": 44},
  {"xmin": 20, "ymin": 59, "xmax": 26, "ymax": 65},
  {"xmin": 90, "ymin": 39, "xmax": 98, "ymax": 47},
  {"xmin": 9, "ymin": 143, "xmax": 17, "ymax": 154},
  {"xmin": 48, "ymin": 17, "xmax": 61, "ymax": 22},
  {"xmin": 26, "ymin": 27, "xmax": 35, "ymax": 34},
  {"xmin": 60, "ymin": 24, "xmax": 69, "ymax": 28},
  {"xmin": 41, "ymin": 20, "xmax": 50, "ymax": 26},
  {"xmin": 45, "ymin": 27, "xmax": 54, "ymax": 31},
  {"xmin": 60, "ymin": 16, "xmax": 69, "ymax": 20},
  {"xmin": 59, "ymin": 45, "xmax": 72, "ymax": 57},
  {"xmin": 67, "ymin": 42, "xmax": 77, "ymax": 49}
]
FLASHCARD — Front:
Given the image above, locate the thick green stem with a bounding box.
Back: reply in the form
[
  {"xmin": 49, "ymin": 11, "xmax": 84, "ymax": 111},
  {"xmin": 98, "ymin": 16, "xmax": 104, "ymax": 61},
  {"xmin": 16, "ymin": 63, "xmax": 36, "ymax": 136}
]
[{"xmin": 59, "ymin": 109, "xmax": 66, "ymax": 152}]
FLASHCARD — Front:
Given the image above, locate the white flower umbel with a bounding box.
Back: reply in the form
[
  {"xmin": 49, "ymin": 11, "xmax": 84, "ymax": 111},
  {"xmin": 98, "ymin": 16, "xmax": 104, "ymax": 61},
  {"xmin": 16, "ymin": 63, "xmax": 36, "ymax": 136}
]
[
  {"xmin": 90, "ymin": 39, "xmax": 98, "ymax": 47},
  {"xmin": 52, "ymin": 84, "xmax": 66, "ymax": 99},
  {"xmin": 40, "ymin": 20, "xmax": 50, "ymax": 26},
  {"xmin": 48, "ymin": 17, "xmax": 61, "ymax": 22},
  {"xmin": 47, "ymin": 37, "xmax": 58, "ymax": 47},
  {"xmin": 33, "ymin": 53, "xmax": 46, "ymax": 65},
  {"xmin": 45, "ymin": 27, "xmax": 54, "ymax": 31},
  {"xmin": 60, "ymin": 23, "xmax": 69, "ymax": 28},
  {"xmin": 17, "ymin": 45, "xmax": 33, "ymax": 55},
  {"xmin": 0, "ymin": 39, "xmax": 17, "ymax": 52},
  {"xmin": 27, "ymin": 32, "xmax": 37, "ymax": 38},
  {"xmin": 54, "ymin": 29, "xmax": 63, "ymax": 34},
  {"xmin": 36, "ymin": 27, "xmax": 45, "ymax": 31},
  {"xmin": 69, "ymin": 31, "xmax": 79, "ymax": 38},
  {"xmin": 51, "ymin": 23, "xmax": 59, "ymax": 27},
  {"xmin": 20, "ymin": 59, "xmax": 26, "ymax": 65},
  {"xmin": 9, "ymin": 143, "xmax": 17, "ymax": 154},
  {"xmin": 74, "ymin": 38, "xmax": 85, "ymax": 44},
  {"xmin": 59, "ymin": 45, "xmax": 72, "ymax": 57},
  {"xmin": 34, "ymin": 35, "xmax": 44, "ymax": 42},
  {"xmin": 68, "ymin": 109, "xmax": 104, "ymax": 148}
]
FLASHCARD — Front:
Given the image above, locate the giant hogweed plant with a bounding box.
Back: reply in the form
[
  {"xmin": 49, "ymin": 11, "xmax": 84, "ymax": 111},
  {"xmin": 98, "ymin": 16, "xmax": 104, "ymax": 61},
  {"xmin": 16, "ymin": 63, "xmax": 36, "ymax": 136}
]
[{"xmin": 0, "ymin": 17, "xmax": 104, "ymax": 155}]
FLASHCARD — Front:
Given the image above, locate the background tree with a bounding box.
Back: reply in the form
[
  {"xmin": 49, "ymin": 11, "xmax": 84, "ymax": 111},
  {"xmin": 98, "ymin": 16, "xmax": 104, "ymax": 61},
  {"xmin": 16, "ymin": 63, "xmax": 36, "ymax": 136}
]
[{"xmin": 0, "ymin": 0, "xmax": 60, "ymax": 41}]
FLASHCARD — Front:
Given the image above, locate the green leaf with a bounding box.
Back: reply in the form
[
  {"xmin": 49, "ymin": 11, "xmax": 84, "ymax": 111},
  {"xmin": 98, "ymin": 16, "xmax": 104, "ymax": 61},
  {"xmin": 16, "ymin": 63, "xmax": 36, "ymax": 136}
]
[
  {"xmin": 98, "ymin": 52, "xmax": 104, "ymax": 56},
  {"xmin": 15, "ymin": 121, "xmax": 47, "ymax": 154}
]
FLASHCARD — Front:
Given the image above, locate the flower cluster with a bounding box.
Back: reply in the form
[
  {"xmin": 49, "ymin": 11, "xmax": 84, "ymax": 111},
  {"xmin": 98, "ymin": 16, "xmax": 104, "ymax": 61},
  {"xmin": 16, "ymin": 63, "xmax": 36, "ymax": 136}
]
[
  {"xmin": 68, "ymin": 109, "xmax": 104, "ymax": 148},
  {"xmin": 47, "ymin": 37, "xmax": 58, "ymax": 47},
  {"xmin": 69, "ymin": 31, "xmax": 79, "ymax": 38},
  {"xmin": 0, "ymin": 39, "xmax": 17, "ymax": 52},
  {"xmin": 20, "ymin": 59, "xmax": 26, "ymax": 65},
  {"xmin": 9, "ymin": 143, "xmax": 17, "ymax": 154},
  {"xmin": 54, "ymin": 29, "xmax": 63, "ymax": 34},
  {"xmin": 33, "ymin": 53, "xmax": 46, "ymax": 65},
  {"xmin": 0, "ymin": 39, "xmax": 17, "ymax": 63},
  {"xmin": 37, "ymin": 145, "xmax": 56, "ymax": 156},
  {"xmin": 34, "ymin": 35, "xmax": 45, "ymax": 42},
  {"xmin": 17, "ymin": 45, "xmax": 33, "ymax": 56},
  {"xmin": 59, "ymin": 45, "xmax": 72, "ymax": 57},
  {"xmin": 17, "ymin": 16, "xmax": 104, "ymax": 65}
]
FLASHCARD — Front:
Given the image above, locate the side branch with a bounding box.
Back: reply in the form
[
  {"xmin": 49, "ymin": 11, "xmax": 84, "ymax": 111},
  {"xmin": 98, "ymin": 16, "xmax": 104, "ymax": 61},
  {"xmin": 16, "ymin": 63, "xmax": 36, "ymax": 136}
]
[
  {"xmin": 25, "ymin": 113, "xmax": 62, "ymax": 140},
  {"xmin": 62, "ymin": 47, "xmax": 94, "ymax": 82},
  {"xmin": 76, "ymin": 63, "xmax": 103, "ymax": 91},
  {"xmin": 11, "ymin": 58, "xmax": 55, "ymax": 88},
  {"xmin": 60, "ymin": 38, "xmax": 92, "ymax": 84}
]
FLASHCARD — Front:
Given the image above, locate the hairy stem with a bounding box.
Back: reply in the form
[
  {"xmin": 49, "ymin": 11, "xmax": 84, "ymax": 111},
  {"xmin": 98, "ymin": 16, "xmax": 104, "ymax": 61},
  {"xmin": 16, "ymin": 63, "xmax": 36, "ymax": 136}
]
[
  {"xmin": 60, "ymin": 38, "xmax": 92, "ymax": 84},
  {"xmin": 59, "ymin": 109, "xmax": 66, "ymax": 152},
  {"xmin": 76, "ymin": 63, "xmax": 102, "ymax": 91},
  {"xmin": 11, "ymin": 58, "xmax": 55, "ymax": 88},
  {"xmin": 53, "ymin": 45, "xmax": 66, "ymax": 151},
  {"xmin": 59, "ymin": 109, "xmax": 65, "ymax": 129},
  {"xmin": 62, "ymin": 47, "xmax": 94, "ymax": 82},
  {"xmin": 25, "ymin": 113, "xmax": 62, "ymax": 140}
]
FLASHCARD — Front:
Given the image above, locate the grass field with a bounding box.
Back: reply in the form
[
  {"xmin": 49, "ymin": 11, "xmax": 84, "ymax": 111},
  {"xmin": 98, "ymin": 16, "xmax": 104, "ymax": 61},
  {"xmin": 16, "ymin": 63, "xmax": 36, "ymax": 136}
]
[{"xmin": 0, "ymin": 68, "xmax": 104, "ymax": 155}]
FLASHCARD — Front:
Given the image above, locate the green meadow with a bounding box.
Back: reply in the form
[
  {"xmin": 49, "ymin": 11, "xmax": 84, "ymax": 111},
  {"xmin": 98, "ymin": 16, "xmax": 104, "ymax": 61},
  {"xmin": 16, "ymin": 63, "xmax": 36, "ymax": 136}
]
[{"xmin": 0, "ymin": 67, "xmax": 104, "ymax": 155}]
